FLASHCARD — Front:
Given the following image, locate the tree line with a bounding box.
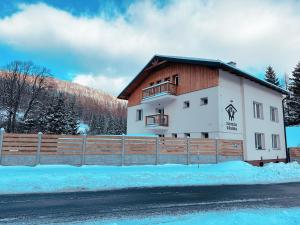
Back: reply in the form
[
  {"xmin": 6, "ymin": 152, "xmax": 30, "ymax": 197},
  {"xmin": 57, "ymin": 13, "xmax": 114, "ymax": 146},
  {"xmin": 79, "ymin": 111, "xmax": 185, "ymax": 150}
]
[
  {"xmin": 0, "ymin": 61, "xmax": 127, "ymax": 135},
  {"xmin": 263, "ymin": 63, "xmax": 300, "ymax": 126}
]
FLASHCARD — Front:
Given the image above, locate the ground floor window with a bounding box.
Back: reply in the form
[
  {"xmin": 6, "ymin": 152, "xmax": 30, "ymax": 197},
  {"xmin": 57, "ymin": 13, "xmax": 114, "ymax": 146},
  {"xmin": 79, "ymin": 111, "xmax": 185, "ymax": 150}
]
[
  {"xmin": 201, "ymin": 132, "xmax": 209, "ymax": 139},
  {"xmin": 255, "ymin": 132, "xmax": 265, "ymax": 150},
  {"xmin": 184, "ymin": 133, "xmax": 190, "ymax": 138},
  {"xmin": 272, "ymin": 134, "xmax": 280, "ymax": 149},
  {"xmin": 136, "ymin": 109, "xmax": 143, "ymax": 121}
]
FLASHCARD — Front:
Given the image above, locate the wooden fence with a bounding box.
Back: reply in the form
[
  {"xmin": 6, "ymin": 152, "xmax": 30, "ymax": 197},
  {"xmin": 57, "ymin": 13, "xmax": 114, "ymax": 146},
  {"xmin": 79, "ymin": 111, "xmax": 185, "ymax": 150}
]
[
  {"xmin": 0, "ymin": 130, "xmax": 243, "ymax": 166},
  {"xmin": 290, "ymin": 147, "xmax": 300, "ymax": 159}
]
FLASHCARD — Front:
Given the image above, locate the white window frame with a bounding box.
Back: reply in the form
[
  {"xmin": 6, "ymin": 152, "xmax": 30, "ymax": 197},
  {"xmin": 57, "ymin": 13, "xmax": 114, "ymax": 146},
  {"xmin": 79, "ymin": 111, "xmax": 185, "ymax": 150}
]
[
  {"xmin": 253, "ymin": 101, "xmax": 264, "ymax": 119},
  {"xmin": 200, "ymin": 97, "xmax": 208, "ymax": 106},
  {"xmin": 255, "ymin": 132, "xmax": 265, "ymax": 150},
  {"xmin": 136, "ymin": 109, "xmax": 143, "ymax": 121},
  {"xmin": 272, "ymin": 134, "xmax": 280, "ymax": 150},
  {"xmin": 270, "ymin": 106, "xmax": 279, "ymax": 122}
]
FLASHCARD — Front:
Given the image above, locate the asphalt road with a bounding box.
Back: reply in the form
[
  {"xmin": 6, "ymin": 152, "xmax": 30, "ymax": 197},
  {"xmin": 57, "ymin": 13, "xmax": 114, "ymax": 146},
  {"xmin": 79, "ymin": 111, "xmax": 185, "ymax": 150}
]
[{"xmin": 1, "ymin": 182, "xmax": 300, "ymax": 224}]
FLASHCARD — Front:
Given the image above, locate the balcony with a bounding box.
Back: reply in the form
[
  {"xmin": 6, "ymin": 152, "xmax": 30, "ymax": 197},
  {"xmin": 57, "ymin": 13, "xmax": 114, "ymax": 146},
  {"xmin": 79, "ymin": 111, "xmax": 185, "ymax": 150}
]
[
  {"xmin": 145, "ymin": 114, "xmax": 169, "ymax": 129},
  {"xmin": 142, "ymin": 81, "xmax": 176, "ymax": 104}
]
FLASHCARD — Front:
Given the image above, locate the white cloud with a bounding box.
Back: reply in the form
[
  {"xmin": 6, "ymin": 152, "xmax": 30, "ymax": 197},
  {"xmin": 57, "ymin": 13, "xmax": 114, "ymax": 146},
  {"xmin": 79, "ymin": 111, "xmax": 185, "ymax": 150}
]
[
  {"xmin": 73, "ymin": 73, "xmax": 130, "ymax": 96},
  {"xmin": 0, "ymin": 0, "xmax": 300, "ymax": 95}
]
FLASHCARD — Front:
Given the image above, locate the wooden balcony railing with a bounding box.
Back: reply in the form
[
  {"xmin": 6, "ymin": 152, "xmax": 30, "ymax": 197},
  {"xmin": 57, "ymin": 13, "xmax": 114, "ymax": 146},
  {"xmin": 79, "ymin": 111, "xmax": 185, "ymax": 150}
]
[
  {"xmin": 145, "ymin": 114, "xmax": 169, "ymax": 127},
  {"xmin": 142, "ymin": 81, "xmax": 176, "ymax": 99}
]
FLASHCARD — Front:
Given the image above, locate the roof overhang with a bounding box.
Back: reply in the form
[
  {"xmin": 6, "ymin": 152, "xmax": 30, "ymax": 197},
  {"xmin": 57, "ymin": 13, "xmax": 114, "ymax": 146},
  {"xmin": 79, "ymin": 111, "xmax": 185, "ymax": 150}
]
[{"xmin": 118, "ymin": 55, "xmax": 289, "ymax": 100}]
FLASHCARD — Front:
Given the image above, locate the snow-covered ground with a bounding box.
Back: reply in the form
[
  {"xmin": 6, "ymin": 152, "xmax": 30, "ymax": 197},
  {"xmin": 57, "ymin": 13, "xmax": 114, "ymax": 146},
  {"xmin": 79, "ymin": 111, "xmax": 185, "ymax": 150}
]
[
  {"xmin": 66, "ymin": 208, "xmax": 300, "ymax": 225},
  {"xmin": 1, "ymin": 161, "xmax": 300, "ymax": 194}
]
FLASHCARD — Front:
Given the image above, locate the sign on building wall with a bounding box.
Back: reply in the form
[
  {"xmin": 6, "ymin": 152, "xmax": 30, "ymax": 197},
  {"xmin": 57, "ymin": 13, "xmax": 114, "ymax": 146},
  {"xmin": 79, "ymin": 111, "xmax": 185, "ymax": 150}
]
[{"xmin": 225, "ymin": 103, "xmax": 238, "ymax": 131}]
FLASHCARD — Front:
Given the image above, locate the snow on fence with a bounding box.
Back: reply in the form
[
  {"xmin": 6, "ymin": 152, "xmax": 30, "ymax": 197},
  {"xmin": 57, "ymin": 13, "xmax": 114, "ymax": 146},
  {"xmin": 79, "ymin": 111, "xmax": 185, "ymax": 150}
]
[{"xmin": 0, "ymin": 129, "xmax": 243, "ymax": 166}]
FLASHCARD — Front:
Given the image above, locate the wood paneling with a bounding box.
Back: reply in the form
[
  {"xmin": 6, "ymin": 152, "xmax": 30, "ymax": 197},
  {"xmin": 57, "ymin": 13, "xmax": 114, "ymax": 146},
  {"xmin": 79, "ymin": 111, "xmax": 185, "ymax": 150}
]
[{"xmin": 128, "ymin": 63, "xmax": 219, "ymax": 107}]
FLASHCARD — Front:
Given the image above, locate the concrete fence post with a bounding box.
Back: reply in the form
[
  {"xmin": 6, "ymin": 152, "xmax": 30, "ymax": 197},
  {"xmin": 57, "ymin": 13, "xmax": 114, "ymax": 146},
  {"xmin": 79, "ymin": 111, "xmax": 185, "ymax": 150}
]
[
  {"xmin": 81, "ymin": 134, "xmax": 87, "ymax": 166},
  {"xmin": 215, "ymin": 138, "xmax": 219, "ymax": 164},
  {"xmin": 155, "ymin": 137, "xmax": 159, "ymax": 165},
  {"xmin": 35, "ymin": 132, "xmax": 42, "ymax": 166},
  {"xmin": 121, "ymin": 134, "xmax": 125, "ymax": 166},
  {"xmin": 0, "ymin": 128, "xmax": 5, "ymax": 165},
  {"xmin": 186, "ymin": 137, "xmax": 190, "ymax": 165}
]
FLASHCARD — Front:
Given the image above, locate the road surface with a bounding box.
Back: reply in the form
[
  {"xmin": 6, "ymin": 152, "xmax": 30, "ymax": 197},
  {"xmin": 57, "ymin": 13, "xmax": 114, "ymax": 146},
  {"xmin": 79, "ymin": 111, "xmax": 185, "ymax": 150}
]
[{"xmin": 1, "ymin": 182, "xmax": 300, "ymax": 224}]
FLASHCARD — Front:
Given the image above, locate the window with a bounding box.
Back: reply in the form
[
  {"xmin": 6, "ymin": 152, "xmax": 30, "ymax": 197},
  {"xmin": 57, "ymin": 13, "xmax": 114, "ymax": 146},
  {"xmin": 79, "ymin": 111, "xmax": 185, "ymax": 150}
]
[
  {"xmin": 172, "ymin": 133, "xmax": 177, "ymax": 138},
  {"xmin": 172, "ymin": 74, "xmax": 179, "ymax": 86},
  {"xmin": 270, "ymin": 107, "xmax": 278, "ymax": 122},
  {"xmin": 272, "ymin": 134, "xmax": 280, "ymax": 149},
  {"xmin": 184, "ymin": 133, "xmax": 191, "ymax": 138},
  {"xmin": 255, "ymin": 133, "xmax": 265, "ymax": 150},
  {"xmin": 201, "ymin": 132, "xmax": 209, "ymax": 139},
  {"xmin": 164, "ymin": 77, "xmax": 170, "ymax": 82},
  {"xmin": 183, "ymin": 101, "xmax": 190, "ymax": 108},
  {"xmin": 156, "ymin": 80, "xmax": 161, "ymax": 84},
  {"xmin": 136, "ymin": 109, "xmax": 143, "ymax": 121},
  {"xmin": 200, "ymin": 97, "xmax": 208, "ymax": 106},
  {"xmin": 253, "ymin": 102, "xmax": 263, "ymax": 119},
  {"xmin": 158, "ymin": 134, "xmax": 165, "ymax": 138},
  {"xmin": 150, "ymin": 82, "xmax": 154, "ymax": 86}
]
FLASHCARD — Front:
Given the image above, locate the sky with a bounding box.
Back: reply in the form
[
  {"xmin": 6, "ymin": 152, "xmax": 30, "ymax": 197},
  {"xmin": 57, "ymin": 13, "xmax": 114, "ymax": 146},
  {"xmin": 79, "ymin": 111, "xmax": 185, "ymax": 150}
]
[{"xmin": 0, "ymin": 0, "xmax": 299, "ymax": 145}]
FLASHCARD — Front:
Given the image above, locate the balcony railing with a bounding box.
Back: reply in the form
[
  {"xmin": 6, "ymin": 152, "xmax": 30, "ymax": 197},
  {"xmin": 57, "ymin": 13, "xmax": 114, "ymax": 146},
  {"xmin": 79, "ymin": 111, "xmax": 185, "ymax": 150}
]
[
  {"xmin": 145, "ymin": 114, "xmax": 169, "ymax": 127},
  {"xmin": 142, "ymin": 81, "xmax": 176, "ymax": 99}
]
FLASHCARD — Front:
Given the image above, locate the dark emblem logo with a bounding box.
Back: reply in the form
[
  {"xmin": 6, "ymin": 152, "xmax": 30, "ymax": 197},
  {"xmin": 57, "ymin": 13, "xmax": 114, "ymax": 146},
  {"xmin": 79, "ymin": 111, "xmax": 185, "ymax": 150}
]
[{"xmin": 225, "ymin": 104, "xmax": 237, "ymax": 121}]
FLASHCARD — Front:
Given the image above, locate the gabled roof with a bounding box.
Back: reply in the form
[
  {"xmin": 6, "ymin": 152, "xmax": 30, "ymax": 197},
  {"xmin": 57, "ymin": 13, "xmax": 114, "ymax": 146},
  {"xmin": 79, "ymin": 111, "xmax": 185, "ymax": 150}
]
[{"xmin": 118, "ymin": 55, "xmax": 289, "ymax": 99}]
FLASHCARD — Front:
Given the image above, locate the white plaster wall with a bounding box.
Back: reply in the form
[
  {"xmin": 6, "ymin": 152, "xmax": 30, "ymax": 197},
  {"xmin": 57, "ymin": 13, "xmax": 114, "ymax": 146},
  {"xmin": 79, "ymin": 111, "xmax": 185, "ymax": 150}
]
[
  {"xmin": 127, "ymin": 87, "xmax": 219, "ymax": 138},
  {"xmin": 219, "ymin": 70, "xmax": 286, "ymax": 161},
  {"xmin": 218, "ymin": 70, "xmax": 244, "ymax": 140},
  {"xmin": 243, "ymin": 79, "xmax": 286, "ymax": 161}
]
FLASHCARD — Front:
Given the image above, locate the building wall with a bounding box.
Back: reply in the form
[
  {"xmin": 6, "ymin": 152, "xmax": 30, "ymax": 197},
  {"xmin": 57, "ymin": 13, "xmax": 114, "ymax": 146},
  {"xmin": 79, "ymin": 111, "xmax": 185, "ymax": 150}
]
[
  {"xmin": 127, "ymin": 87, "xmax": 219, "ymax": 138},
  {"xmin": 127, "ymin": 63, "xmax": 219, "ymax": 107},
  {"xmin": 219, "ymin": 70, "xmax": 286, "ymax": 161}
]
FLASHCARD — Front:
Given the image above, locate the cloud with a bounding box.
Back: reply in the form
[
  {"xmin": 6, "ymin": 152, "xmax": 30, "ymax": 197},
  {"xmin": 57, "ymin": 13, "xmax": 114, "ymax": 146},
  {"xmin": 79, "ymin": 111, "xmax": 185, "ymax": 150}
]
[
  {"xmin": 0, "ymin": 0, "xmax": 299, "ymax": 95},
  {"xmin": 73, "ymin": 73, "xmax": 130, "ymax": 96}
]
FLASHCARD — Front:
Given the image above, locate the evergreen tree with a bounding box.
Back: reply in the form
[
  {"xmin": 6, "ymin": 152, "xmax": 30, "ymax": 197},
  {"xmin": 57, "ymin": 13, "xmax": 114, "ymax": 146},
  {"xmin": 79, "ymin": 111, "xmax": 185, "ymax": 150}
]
[
  {"xmin": 22, "ymin": 117, "xmax": 38, "ymax": 133},
  {"xmin": 286, "ymin": 62, "xmax": 300, "ymax": 125},
  {"xmin": 43, "ymin": 94, "xmax": 67, "ymax": 134},
  {"xmin": 65, "ymin": 101, "xmax": 79, "ymax": 135},
  {"xmin": 265, "ymin": 66, "xmax": 280, "ymax": 86}
]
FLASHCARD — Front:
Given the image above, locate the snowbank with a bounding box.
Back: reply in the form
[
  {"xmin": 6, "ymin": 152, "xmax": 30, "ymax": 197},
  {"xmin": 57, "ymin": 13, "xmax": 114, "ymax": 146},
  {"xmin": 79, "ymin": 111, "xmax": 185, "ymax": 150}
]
[
  {"xmin": 1, "ymin": 161, "xmax": 300, "ymax": 194},
  {"xmin": 77, "ymin": 208, "xmax": 300, "ymax": 225}
]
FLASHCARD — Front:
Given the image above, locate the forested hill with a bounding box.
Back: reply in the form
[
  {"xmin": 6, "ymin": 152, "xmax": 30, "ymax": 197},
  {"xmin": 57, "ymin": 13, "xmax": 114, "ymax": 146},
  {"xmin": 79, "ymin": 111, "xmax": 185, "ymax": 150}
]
[{"xmin": 0, "ymin": 63, "xmax": 127, "ymax": 135}]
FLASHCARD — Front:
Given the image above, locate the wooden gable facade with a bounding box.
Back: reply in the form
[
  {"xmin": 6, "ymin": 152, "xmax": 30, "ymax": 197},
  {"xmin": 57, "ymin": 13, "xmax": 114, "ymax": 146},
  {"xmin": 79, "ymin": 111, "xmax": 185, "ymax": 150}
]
[{"xmin": 128, "ymin": 62, "xmax": 219, "ymax": 107}]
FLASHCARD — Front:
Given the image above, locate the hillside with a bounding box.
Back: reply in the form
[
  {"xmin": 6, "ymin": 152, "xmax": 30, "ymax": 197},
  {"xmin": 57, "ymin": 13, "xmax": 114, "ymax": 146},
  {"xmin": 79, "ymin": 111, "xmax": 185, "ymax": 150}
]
[{"xmin": 0, "ymin": 71, "xmax": 127, "ymax": 134}]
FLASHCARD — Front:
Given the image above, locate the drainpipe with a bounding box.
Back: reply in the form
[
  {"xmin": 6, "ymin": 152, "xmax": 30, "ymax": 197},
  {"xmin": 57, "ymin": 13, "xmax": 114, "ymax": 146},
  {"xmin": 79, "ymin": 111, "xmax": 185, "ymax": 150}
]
[{"xmin": 282, "ymin": 96, "xmax": 290, "ymax": 163}]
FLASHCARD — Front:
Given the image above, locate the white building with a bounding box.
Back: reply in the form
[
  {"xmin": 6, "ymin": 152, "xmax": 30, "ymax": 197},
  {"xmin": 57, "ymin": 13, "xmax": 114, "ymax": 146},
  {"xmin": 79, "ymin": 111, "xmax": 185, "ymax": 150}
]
[{"xmin": 118, "ymin": 55, "xmax": 289, "ymax": 164}]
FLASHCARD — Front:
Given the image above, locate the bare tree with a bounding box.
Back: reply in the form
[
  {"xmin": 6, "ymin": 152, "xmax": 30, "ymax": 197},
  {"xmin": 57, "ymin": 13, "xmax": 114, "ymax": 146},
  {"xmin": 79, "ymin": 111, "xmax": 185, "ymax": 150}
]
[{"xmin": 0, "ymin": 61, "xmax": 50, "ymax": 133}]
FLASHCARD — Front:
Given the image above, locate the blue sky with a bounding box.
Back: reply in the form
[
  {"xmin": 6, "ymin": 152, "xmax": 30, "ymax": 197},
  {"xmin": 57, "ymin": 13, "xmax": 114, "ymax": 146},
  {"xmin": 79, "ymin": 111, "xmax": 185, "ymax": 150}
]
[{"xmin": 0, "ymin": 0, "xmax": 299, "ymax": 145}]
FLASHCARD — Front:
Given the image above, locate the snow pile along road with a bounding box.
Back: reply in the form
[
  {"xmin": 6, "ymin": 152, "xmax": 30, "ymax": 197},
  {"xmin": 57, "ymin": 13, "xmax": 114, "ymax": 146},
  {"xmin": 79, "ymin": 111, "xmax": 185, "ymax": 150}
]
[
  {"xmin": 74, "ymin": 207, "xmax": 300, "ymax": 225},
  {"xmin": 1, "ymin": 161, "xmax": 300, "ymax": 194}
]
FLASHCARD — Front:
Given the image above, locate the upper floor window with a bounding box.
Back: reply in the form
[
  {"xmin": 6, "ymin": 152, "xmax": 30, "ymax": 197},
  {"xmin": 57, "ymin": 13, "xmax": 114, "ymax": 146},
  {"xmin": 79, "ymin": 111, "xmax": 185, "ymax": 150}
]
[
  {"xmin": 255, "ymin": 132, "xmax": 265, "ymax": 150},
  {"xmin": 150, "ymin": 82, "xmax": 154, "ymax": 86},
  {"xmin": 253, "ymin": 102, "xmax": 263, "ymax": 119},
  {"xmin": 200, "ymin": 97, "xmax": 208, "ymax": 106},
  {"xmin": 172, "ymin": 74, "xmax": 179, "ymax": 86},
  {"xmin": 272, "ymin": 134, "xmax": 280, "ymax": 149},
  {"xmin": 136, "ymin": 109, "xmax": 143, "ymax": 121},
  {"xmin": 172, "ymin": 133, "xmax": 177, "ymax": 138},
  {"xmin": 270, "ymin": 106, "xmax": 279, "ymax": 122},
  {"xmin": 164, "ymin": 77, "xmax": 170, "ymax": 82},
  {"xmin": 183, "ymin": 101, "xmax": 190, "ymax": 108}
]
